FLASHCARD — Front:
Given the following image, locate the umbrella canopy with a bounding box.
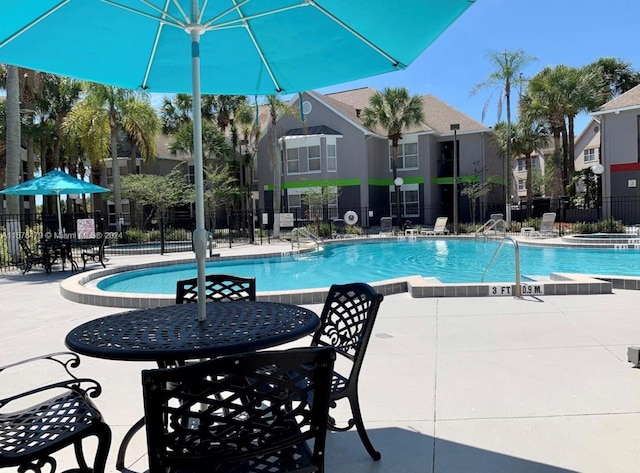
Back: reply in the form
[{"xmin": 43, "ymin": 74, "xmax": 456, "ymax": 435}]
[
  {"xmin": 0, "ymin": 0, "xmax": 475, "ymax": 321},
  {"xmin": 0, "ymin": 170, "xmax": 109, "ymax": 196},
  {"xmin": 0, "ymin": 1, "xmax": 475, "ymax": 95},
  {"xmin": 0, "ymin": 170, "xmax": 109, "ymax": 235}
]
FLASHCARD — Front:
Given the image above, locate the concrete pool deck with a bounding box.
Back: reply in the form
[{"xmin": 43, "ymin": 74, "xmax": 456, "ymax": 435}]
[{"xmin": 2, "ymin": 240, "xmax": 640, "ymax": 472}]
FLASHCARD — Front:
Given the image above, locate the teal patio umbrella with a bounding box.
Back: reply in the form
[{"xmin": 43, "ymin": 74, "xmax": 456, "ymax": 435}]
[
  {"xmin": 0, "ymin": 0, "xmax": 476, "ymax": 321},
  {"xmin": 0, "ymin": 170, "xmax": 109, "ymax": 236}
]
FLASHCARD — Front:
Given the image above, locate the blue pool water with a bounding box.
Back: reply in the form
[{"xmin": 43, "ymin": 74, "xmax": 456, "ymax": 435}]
[{"xmin": 97, "ymin": 239, "xmax": 640, "ymax": 294}]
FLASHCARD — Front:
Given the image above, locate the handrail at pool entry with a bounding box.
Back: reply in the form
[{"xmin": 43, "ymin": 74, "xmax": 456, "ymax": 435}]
[
  {"xmin": 481, "ymin": 236, "xmax": 521, "ymax": 298},
  {"xmin": 291, "ymin": 227, "xmax": 322, "ymax": 251}
]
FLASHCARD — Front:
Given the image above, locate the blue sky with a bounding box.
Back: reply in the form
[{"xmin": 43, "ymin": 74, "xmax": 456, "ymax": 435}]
[
  {"xmin": 149, "ymin": 0, "xmax": 640, "ymax": 135},
  {"xmin": 311, "ymin": 0, "xmax": 640, "ymax": 134}
]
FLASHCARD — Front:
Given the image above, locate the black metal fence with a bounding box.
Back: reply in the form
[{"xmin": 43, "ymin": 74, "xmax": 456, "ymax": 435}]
[{"xmin": 2, "ymin": 196, "xmax": 638, "ymax": 273}]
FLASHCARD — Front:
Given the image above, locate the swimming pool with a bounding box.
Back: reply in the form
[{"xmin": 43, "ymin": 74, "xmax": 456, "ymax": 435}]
[{"xmin": 96, "ymin": 239, "xmax": 640, "ymax": 295}]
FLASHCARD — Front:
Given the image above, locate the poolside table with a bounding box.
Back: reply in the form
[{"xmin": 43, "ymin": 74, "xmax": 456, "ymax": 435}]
[{"xmin": 65, "ymin": 301, "xmax": 321, "ymax": 470}]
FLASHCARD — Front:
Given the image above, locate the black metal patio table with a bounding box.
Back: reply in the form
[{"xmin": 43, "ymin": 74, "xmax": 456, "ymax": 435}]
[{"xmin": 65, "ymin": 301, "xmax": 321, "ymax": 470}]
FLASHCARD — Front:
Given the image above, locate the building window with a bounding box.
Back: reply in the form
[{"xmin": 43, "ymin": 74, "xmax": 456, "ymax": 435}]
[
  {"xmin": 389, "ymin": 140, "xmax": 418, "ymax": 170},
  {"xmin": 286, "ymin": 147, "xmax": 303, "ymax": 173},
  {"xmin": 327, "ymin": 144, "xmax": 337, "ymax": 172},
  {"xmin": 308, "ymin": 145, "xmax": 321, "ymax": 172},
  {"xmin": 531, "ymin": 157, "xmax": 538, "ymax": 168},
  {"xmin": 517, "ymin": 160, "xmax": 526, "ymax": 172},
  {"xmin": 584, "ymin": 148, "xmax": 598, "ymax": 163},
  {"xmin": 518, "ymin": 179, "xmax": 525, "ymax": 191},
  {"xmin": 390, "ymin": 183, "xmax": 419, "ymax": 217}
]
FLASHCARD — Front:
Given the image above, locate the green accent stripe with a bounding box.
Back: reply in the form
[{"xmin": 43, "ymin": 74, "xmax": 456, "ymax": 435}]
[
  {"xmin": 264, "ymin": 178, "xmax": 360, "ymax": 191},
  {"xmin": 432, "ymin": 175, "xmax": 486, "ymax": 185},
  {"xmin": 368, "ymin": 177, "xmax": 424, "ymax": 186}
]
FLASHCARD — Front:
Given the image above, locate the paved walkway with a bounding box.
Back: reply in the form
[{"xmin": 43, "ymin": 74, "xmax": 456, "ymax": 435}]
[{"xmin": 2, "ymin": 242, "xmax": 640, "ymax": 472}]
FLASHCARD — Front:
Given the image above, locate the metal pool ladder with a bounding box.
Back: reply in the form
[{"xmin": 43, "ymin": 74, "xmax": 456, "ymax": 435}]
[{"xmin": 481, "ymin": 236, "xmax": 522, "ymax": 298}]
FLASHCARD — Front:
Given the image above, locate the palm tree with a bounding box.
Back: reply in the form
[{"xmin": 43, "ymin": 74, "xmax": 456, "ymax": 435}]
[
  {"xmin": 64, "ymin": 84, "xmax": 159, "ymax": 227},
  {"xmin": 4, "ymin": 66, "xmax": 21, "ymax": 216},
  {"xmin": 160, "ymin": 93, "xmax": 193, "ymax": 134},
  {"xmin": 361, "ymin": 87, "xmax": 424, "ymax": 227},
  {"xmin": 583, "ymin": 57, "xmax": 640, "ymax": 104},
  {"xmin": 521, "ymin": 67, "xmax": 571, "ymax": 200},
  {"xmin": 511, "ymin": 119, "xmax": 549, "ymax": 218},
  {"xmin": 168, "ymin": 120, "xmax": 231, "ymax": 164},
  {"xmin": 471, "ymin": 49, "xmax": 537, "ymax": 225},
  {"xmin": 264, "ymin": 95, "xmax": 297, "ymax": 238}
]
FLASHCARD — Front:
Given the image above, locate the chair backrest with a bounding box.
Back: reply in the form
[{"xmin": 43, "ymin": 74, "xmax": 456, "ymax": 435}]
[
  {"xmin": 142, "ymin": 347, "xmax": 335, "ymax": 473},
  {"xmin": 334, "ymin": 219, "xmax": 346, "ymax": 234},
  {"xmin": 489, "ymin": 213, "xmax": 504, "ymax": 232},
  {"xmin": 176, "ymin": 273, "xmax": 256, "ymax": 304},
  {"xmin": 380, "ymin": 217, "xmax": 392, "ymax": 232},
  {"xmin": 18, "ymin": 238, "xmax": 35, "ymax": 257},
  {"xmin": 434, "ymin": 216, "xmax": 448, "ymax": 231},
  {"xmin": 540, "ymin": 212, "xmax": 557, "ymax": 232},
  {"xmin": 311, "ymin": 283, "xmax": 383, "ymax": 385}
]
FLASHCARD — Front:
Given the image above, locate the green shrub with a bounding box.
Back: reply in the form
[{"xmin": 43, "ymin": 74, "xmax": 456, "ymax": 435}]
[
  {"xmin": 571, "ymin": 218, "xmax": 625, "ymax": 234},
  {"xmin": 122, "ymin": 227, "xmax": 148, "ymax": 243}
]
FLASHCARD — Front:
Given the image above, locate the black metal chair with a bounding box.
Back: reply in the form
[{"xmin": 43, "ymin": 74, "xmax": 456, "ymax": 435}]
[
  {"xmin": 142, "ymin": 347, "xmax": 335, "ymax": 473},
  {"xmin": 176, "ymin": 273, "xmax": 257, "ymax": 304},
  {"xmin": 19, "ymin": 238, "xmax": 50, "ymax": 274},
  {"xmin": 311, "ymin": 282, "xmax": 384, "ymax": 461},
  {"xmin": 0, "ymin": 352, "xmax": 111, "ymax": 473},
  {"xmin": 81, "ymin": 234, "xmax": 107, "ymax": 270},
  {"xmin": 332, "ymin": 219, "xmax": 347, "ymax": 239}
]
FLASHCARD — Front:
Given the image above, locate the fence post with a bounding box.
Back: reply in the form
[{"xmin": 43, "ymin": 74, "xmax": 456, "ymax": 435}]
[{"xmin": 160, "ymin": 215, "xmax": 165, "ymax": 255}]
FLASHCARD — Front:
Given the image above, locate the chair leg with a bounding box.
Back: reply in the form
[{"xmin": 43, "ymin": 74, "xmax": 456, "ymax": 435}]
[
  {"xmin": 73, "ymin": 423, "xmax": 111, "ymax": 473},
  {"xmin": 92, "ymin": 422, "xmax": 112, "ymax": 473},
  {"xmin": 116, "ymin": 417, "xmax": 145, "ymax": 471},
  {"xmin": 348, "ymin": 394, "xmax": 381, "ymax": 461}
]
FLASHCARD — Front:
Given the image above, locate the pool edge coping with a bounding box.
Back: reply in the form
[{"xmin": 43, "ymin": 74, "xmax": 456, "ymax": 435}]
[{"xmin": 59, "ymin": 249, "xmax": 621, "ymax": 308}]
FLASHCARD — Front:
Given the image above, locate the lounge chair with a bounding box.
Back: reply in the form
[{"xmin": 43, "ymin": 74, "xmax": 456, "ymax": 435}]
[
  {"xmin": 531, "ymin": 212, "xmax": 558, "ymax": 238},
  {"xmin": 421, "ymin": 216, "xmax": 449, "ymax": 235},
  {"xmin": 379, "ymin": 217, "xmax": 393, "ymax": 236}
]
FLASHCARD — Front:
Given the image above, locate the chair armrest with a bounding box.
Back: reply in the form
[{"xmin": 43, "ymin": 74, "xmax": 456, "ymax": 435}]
[
  {"xmin": 0, "ymin": 352, "xmax": 102, "ymax": 408},
  {"xmin": 0, "ymin": 378, "xmax": 103, "ymax": 409}
]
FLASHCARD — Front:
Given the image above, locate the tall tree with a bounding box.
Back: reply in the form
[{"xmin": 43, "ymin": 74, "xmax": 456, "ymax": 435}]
[
  {"xmin": 522, "ymin": 67, "xmax": 571, "ymax": 199},
  {"xmin": 583, "ymin": 57, "xmax": 640, "ymax": 105},
  {"xmin": 64, "ymin": 84, "xmax": 158, "ymax": 224},
  {"xmin": 511, "ymin": 118, "xmax": 550, "ymax": 217},
  {"xmin": 264, "ymin": 95, "xmax": 297, "ymax": 238},
  {"xmin": 4, "ymin": 66, "xmax": 21, "ymax": 215},
  {"xmin": 471, "ymin": 49, "xmax": 537, "ymax": 225},
  {"xmin": 168, "ymin": 120, "xmax": 231, "ymax": 164},
  {"xmin": 361, "ymin": 87, "xmax": 424, "ymax": 227},
  {"xmin": 160, "ymin": 93, "xmax": 193, "ymax": 134}
]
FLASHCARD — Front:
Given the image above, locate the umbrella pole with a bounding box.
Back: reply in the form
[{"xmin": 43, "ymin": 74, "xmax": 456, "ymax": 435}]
[
  {"xmin": 56, "ymin": 190, "xmax": 63, "ymax": 236},
  {"xmin": 189, "ymin": 15, "xmax": 207, "ymax": 323}
]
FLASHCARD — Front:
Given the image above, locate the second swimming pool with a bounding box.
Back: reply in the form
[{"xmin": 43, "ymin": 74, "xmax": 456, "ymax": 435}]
[{"xmin": 96, "ymin": 239, "xmax": 640, "ymax": 294}]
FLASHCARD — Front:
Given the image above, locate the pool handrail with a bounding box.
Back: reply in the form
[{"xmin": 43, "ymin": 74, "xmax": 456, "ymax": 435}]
[{"xmin": 481, "ymin": 236, "xmax": 521, "ymax": 298}]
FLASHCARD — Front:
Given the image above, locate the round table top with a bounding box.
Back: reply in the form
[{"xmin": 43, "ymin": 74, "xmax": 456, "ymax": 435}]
[{"xmin": 65, "ymin": 301, "xmax": 320, "ymax": 363}]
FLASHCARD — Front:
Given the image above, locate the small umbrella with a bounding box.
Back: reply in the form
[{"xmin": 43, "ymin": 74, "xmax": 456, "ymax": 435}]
[
  {"xmin": 0, "ymin": 0, "xmax": 475, "ymax": 321},
  {"xmin": 0, "ymin": 170, "xmax": 109, "ymax": 236}
]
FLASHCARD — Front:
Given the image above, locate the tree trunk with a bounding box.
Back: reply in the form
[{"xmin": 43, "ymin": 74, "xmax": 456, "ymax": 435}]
[
  {"xmin": 525, "ymin": 153, "xmax": 533, "ymax": 219},
  {"xmin": 111, "ymin": 121, "xmax": 123, "ymax": 231},
  {"xmin": 5, "ymin": 66, "xmax": 21, "ymax": 214},
  {"xmin": 391, "ymin": 137, "xmax": 401, "ymax": 228}
]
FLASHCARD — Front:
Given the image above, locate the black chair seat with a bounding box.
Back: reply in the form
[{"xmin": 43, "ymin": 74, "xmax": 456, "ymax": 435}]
[{"xmin": 0, "ymin": 353, "xmax": 111, "ymax": 473}]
